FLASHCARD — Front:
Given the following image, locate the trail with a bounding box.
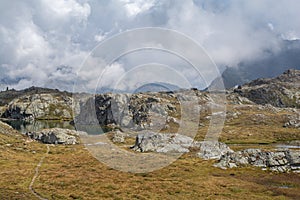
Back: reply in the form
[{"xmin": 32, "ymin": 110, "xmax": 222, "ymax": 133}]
[{"xmin": 29, "ymin": 144, "xmax": 50, "ymax": 200}]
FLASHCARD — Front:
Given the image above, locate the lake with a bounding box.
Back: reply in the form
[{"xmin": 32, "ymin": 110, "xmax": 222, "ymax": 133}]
[
  {"xmin": 1, "ymin": 119, "xmax": 111, "ymax": 135},
  {"xmin": 1, "ymin": 120, "xmax": 75, "ymax": 133}
]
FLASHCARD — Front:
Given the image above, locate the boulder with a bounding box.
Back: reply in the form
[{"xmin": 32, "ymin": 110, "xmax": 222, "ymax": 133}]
[
  {"xmin": 131, "ymin": 132, "xmax": 233, "ymax": 158},
  {"xmin": 286, "ymin": 150, "xmax": 300, "ymax": 166},
  {"xmin": 131, "ymin": 132, "xmax": 193, "ymax": 153},
  {"xmin": 215, "ymin": 148, "xmax": 300, "ymax": 173},
  {"xmin": 26, "ymin": 128, "xmax": 85, "ymax": 145},
  {"xmin": 266, "ymin": 152, "xmax": 288, "ymax": 167},
  {"xmin": 196, "ymin": 141, "xmax": 234, "ymax": 160},
  {"xmin": 112, "ymin": 130, "xmax": 126, "ymax": 143},
  {"xmin": 283, "ymin": 115, "xmax": 300, "ymax": 128}
]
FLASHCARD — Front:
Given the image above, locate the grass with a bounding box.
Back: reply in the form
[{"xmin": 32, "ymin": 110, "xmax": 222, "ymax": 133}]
[
  {"xmin": 29, "ymin": 146, "xmax": 300, "ymax": 199},
  {"xmin": 1, "ymin": 131, "xmax": 299, "ymax": 199},
  {"xmin": 0, "ymin": 101, "xmax": 300, "ymax": 199}
]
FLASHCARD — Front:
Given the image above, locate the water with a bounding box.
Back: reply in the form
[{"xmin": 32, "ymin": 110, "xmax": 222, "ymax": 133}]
[
  {"xmin": 1, "ymin": 120, "xmax": 75, "ymax": 133},
  {"xmin": 275, "ymin": 144, "xmax": 300, "ymax": 149},
  {"xmin": 1, "ymin": 119, "xmax": 111, "ymax": 134}
]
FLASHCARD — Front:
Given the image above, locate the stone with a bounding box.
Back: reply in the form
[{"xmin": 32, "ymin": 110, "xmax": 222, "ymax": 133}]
[
  {"xmin": 25, "ymin": 128, "xmax": 85, "ymax": 145},
  {"xmin": 112, "ymin": 130, "xmax": 125, "ymax": 143},
  {"xmin": 166, "ymin": 116, "xmax": 180, "ymax": 124},
  {"xmin": 2, "ymin": 93, "xmax": 73, "ymax": 120},
  {"xmin": 283, "ymin": 115, "xmax": 300, "ymax": 128},
  {"xmin": 286, "ymin": 150, "xmax": 300, "ymax": 165},
  {"xmin": 196, "ymin": 141, "xmax": 234, "ymax": 160},
  {"xmin": 75, "ymin": 93, "xmax": 175, "ymax": 130},
  {"xmin": 232, "ymin": 152, "xmax": 249, "ymax": 165},
  {"xmin": 131, "ymin": 132, "xmax": 193, "ymax": 153},
  {"xmin": 266, "ymin": 152, "xmax": 288, "ymax": 167},
  {"xmin": 228, "ymin": 163, "xmax": 237, "ymax": 168},
  {"xmin": 215, "ymin": 148, "xmax": 300, "ymax": 173},
  {"xmin": 157, "ymin": 144, "xmax": 190, "ymax": 153}
]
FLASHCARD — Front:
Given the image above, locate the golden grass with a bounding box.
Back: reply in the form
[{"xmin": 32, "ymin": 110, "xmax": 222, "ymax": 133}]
[
  {"xmin": 23, "ymin": 143, "xmax": 297, "ymax": 200},
  {"xmin": 0, "ymin": 103, "xmax": 300, "ymax": 199},
  {"xmin": 0, "ymin": 133, "xmax": 299, "ymax": 200}
]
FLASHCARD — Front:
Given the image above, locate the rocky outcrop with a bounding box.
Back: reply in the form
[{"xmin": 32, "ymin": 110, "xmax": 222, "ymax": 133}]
[
  {"xmin": 131, "ymin": 132, "xmax": 233, "ymax": 159},
  {"xmin": 131, "ymin": 131, "xmax": 300, "ymax": 173},
  {"xmin": 233, "ymin": 69, "xmax": 300, "ymax": 108},
  {"xmin": 131, "ymin": 132, "xmax": 194, "ymax": 153},
  {"xmin": 214, "ymin": 148, "xmax": 300, "ymax": 173},
  {"xmin": 112, "ymin": 130, "xmax": 126, "ymax": 143},
  {"xmin": 283, "ymin": 114, "xmax": 300, "ymax": 128},
  {"xmin": 75, "ymin": 93, "xmax": 178, "ymax": 129},
  {"xmin": 196, "ymin": 141, "xmax": 234, "ymax": 160},
  {"xmin": 25, "ymin": 128, "xmax": 86, "ymax": 145},
  {"xmin": 0, "ymin": 86, "xmax": 70, "ymax": 106},
  {"xmin": 1, "ymin": 88, "xmax": 73, "ymax": 120}
]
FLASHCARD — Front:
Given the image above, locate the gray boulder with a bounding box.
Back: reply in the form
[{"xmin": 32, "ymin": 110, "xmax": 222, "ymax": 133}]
[
  {"xmin": 112, "ymin": 130, "xmax": 126, "ymax": 143},
  {"xmin": 283, "ymin": 115, "xmax": 300, "ymax": 128},
  {"xmin": 196, "ymin": 141, "xmax": 234, "ymax": 160},
  {"xmin": 266, "ymin": 152, "xmax": 288, "ymax": 167},
  {"xmin": 131, "ymin": 132, "xmax": 193, "ymax": 153},
  {"xmin": 131, "ymin": 132, "xmax": 233, "ymax": 158},
  {"xmin": 215, "ymin": 148, "xmax": 300, "ymax": 173},
  {"xmin": 286, "ymin": 150, "xmax": 300, "ymax": 166},
  {"xmin": 26, "ymin": 128, "xmax": 85, "ymax": 145}
]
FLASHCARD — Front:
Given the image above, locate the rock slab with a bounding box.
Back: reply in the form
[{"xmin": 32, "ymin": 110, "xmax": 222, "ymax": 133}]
[
  {"xmin": 214, "ymin": 148, "xmax": 300, "ymax": 173},
  {"xmin": 131, "ymin": 132, "xmax": 233, "ymax": 158},
  {"xmin": 26, "ymin": 128, "xmax": 84, "ymax": 145}
]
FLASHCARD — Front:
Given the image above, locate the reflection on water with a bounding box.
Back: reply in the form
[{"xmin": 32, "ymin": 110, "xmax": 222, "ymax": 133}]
[
  {"xmin": 1, "ymin": 119, "xmax": 111, "ymax": 135},
  {"xmin": 275, "ymin": 145, "xmax": 300, "ymax": 149},
  {"xmin": 2, "ymin": 120, "xmax": 75, "ymax": 133}
]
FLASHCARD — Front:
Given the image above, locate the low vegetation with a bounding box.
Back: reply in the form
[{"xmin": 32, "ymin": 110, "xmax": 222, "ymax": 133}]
[{"xmin": 1, "ymin": 101, "xmax": 299, "ymax": 200}]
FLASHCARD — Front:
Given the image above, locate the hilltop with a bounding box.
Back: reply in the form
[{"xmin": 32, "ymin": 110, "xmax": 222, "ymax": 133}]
[
  {"xmin": 233, "ymin": 69, "xmax": 300, "ymax": 108},
  {"xmin": 0, "ymin": 86, "xmax": 71, "ymax": 107}
]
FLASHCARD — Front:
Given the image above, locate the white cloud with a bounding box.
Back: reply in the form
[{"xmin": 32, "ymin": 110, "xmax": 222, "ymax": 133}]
[
  {"xmin": 121, "ymin": 0, "xmax": 156, "ymax": 17},
  {"xmin": 94, "ymin": 34, "xmax": 106, "ymax": 42},
  {"xmin": 0, "ymin": 0, "xmax": 300, "ymax": 91},
  {"xmin": 281, "ymin": 31, "xmax": 300, "ymax": 41}
]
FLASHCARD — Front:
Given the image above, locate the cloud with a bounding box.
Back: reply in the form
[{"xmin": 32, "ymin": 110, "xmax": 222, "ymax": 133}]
[
  {"xmin": 0, "ymin": 0, "xmax": 300, "ymax": 91},
  {"xmin": 120, "ymin": 0, "xmax": 156, "ymax": 17}
]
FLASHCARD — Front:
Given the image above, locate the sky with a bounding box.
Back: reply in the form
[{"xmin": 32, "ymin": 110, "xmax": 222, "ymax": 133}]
[{"xmin": 0, "ymin": 0, "xmax": 300, "ymax": 92}]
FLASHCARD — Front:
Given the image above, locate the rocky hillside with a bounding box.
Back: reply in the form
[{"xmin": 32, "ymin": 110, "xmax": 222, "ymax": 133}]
[
  {"xmin": 0, "ymin": 87, "xmax": 73, "ymax": 120},
  {"xmin": 0, "ymin": 69, "xmax": 299, "ymax": 126},
  {"xmin": 0, "ymin": 86, "xmax": 71, "ymax": 106},
  {"xmin": 75, "ymin": 92, "xmax": 182, "ymax": 129},
  {"xmin": 232, "ymin": 69, "xmax": 300, "ymax": 108}
]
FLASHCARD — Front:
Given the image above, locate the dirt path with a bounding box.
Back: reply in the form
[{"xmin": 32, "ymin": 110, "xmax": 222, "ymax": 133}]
[{"xmin": 29, "ymin": 144, "xmax": 50, "ymax": 200}]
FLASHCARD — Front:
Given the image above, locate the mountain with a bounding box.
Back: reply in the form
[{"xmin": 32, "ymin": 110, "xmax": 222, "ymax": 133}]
[
  {"xmin": 211, "ymin": 40, "xmax": 300, "ymax": 89},
  {"xmin": 232, "ymin": 69, "xmax": 300, "ymax": 108},
  {"xmin": 133, "ymin": 82, "xmax": 181, "ymax": 93},
  {"xmin": 94, "ymin": 82, "xmax": 180, "ymax": 94}
]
